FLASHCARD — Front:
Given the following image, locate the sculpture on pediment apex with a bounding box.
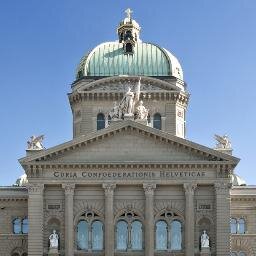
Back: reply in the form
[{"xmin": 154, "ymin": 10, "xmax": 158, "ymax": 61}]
[
  {"xmin": 108, "ymin": 77, "xmax": 149, "ymax": 122},
  {"xmin": 214, "ymin": 134, "xmax": 232, "ymax": 149},
  {"xmin": 27, "ymin": 135, "xmax": 45, "ymax": 150}
]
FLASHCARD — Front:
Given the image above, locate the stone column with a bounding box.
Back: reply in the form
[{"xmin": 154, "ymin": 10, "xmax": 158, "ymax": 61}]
[
  {"xmin": 215, "ymin": 182, "xmax": 231, "ymax": 256},
  {"xmin": 27, "ymin": 183, "xmax": 44, "ymax": 256},
  {"xmin": 103, "ymin": 183, "xmax": 116, "ymax": 256},
  {"xmin": 184, "ymin": 183, "xmax": 197, "ymax": 256},
  {"xmin": 62, "ymin": 183, "xmax": 75, "ymax": 256},
  {"xmin": 143, "ymin": 183, "xmax": 156, "ymax": 256}
]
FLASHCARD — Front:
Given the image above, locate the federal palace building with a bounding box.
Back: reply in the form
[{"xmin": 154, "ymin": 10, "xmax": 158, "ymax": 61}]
[{"xmin": 0, "ymin": 9, "xmax": 256, "ymax": 256}]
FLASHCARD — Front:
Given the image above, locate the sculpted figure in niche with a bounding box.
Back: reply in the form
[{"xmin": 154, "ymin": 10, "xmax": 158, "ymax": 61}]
[
  {"xmin": 49, "ymin": 229, "xmax": 59, "ymax": 249},
  {"xmin": 201, "ymin": 230, "xmax": 209, "ymax": 248},
  {"xmin": 135, "ymin": 100, "xmax": 148, "ymax": 120}
]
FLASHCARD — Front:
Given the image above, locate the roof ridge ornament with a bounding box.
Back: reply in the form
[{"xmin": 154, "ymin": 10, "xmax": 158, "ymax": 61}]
[{"xmin": 125, "ymin": 8, "xmax": 133, "ymax": 20}]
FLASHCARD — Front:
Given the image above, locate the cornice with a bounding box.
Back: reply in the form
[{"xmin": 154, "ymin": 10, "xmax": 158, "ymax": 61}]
[{"xmin": 19, "ymin": 121, "xmax": 239, "ymax": 165}]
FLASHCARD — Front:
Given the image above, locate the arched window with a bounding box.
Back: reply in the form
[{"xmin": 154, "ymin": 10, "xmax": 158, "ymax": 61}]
[
  {"xmin": 171, "ymin": 220, "xmax": 182, "ymax": 250},
  {"xmin": 239, "ymin": 252, "xmax": 246, "ymax": 256},
  {"xmin": 156, "ymin": 221, "xmax": 168, "ymax": 250},
  {"xmin": 131, "ymin": 220, "xmax": 143, "ymax": 250},
  {"xmin": 155, "ymin": 211, "xmax": 183, "ymax": 251},
  {"xmin": 11, "ymin": 254, "xmax": 19, "ymax": 256},
  {"xmin": 97, "ymin": 113, "xmax": 105, "ymax": 130},
  {"xmin": 22, "ymin": 253, "xmax": 28, "ymax": 256},
  {"xmin": 231, "ymin": 253, "xmax": 237, "ymax": 256},
  {"xmin": 153, "ymin": 113, "xmax": 162, "ymax": 130},
  {"xmin": 13, "ymin": 218, "xmax": 22, "ymax": 234},
  {"xmin": 230, "ymin": 218, "xmax": 237, "ymax": 234},
  {"xmin": 125, "ymin": 43, "xmax": 133, "ymax": 54},
  {"xmin": 77, "ymin": 220, "xmax": 89, "ymax": 250},
  {"xmin": 115, "ymin": 211, "xmax": 143, "ymax": 251},
  {"xmin": 116, "ymin": 220, "xmax": 128, "ymax": 250},
  {"xmin": 237, "ymin": 218, "xmax": 245, "ymax": 234},
  {"xmin": 22, "ymin": 217, "xmax": 29, "ymax": 234},
  {"xmin": 76, "ymin": 211, "xmax": 103, "ymax": 251},
  {"xmin": 92, "ymin": 220, "xmax": 103, "ymax": 250}
]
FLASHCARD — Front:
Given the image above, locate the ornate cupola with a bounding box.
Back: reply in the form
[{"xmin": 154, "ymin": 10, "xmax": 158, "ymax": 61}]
[{"xmin": 117, "ymin": 8, "xmax": 141, "ymax": 54}]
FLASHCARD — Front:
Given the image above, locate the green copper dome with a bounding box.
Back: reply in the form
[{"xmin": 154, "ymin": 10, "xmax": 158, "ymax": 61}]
[{"xmin": 76, "ymin": 42, "xmax": 183, "ymax": 80}]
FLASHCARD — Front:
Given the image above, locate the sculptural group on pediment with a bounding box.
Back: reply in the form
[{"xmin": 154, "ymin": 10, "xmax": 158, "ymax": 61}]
[{"xmin": 108, "ymin": 77, "xmax": 149, "ymax": 122}]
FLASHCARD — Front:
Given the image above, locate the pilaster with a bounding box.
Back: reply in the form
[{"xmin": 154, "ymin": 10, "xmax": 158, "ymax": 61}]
[
  {"xmin": 27, "ymin": 183, "xmax": 44, "ymax": 256},
  {"xmin": 62, "ymin": 183, "xmax": 75, "ymax": 256},
  {"xmin": 143, "ymin": 183, "xmax": 156, "ymax": 256},
  {"xmin": 103, "ymin": 183, "xmax": 116, "ymax": 256},
  {"xmin": 215, "ymin": 182, "xmax": 231, "ymax": 255},
  {"xmin": 184, "ymin": 183, "xmax": 197, "ymax": 256}
]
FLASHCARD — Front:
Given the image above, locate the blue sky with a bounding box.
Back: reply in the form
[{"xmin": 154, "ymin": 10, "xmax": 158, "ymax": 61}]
[{"xmin": 0, "ymin": 0, "xmax": 256, "ymax": 185}]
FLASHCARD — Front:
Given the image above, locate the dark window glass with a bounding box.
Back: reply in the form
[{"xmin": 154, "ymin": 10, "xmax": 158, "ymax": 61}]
[
  {"xmin": 230, "ymin": 218, "xmax": 237, "ymax": 234},
  {"xmin": 238, "ymin": 219, "xmax": 245, "ymax": 234},
  {"xmin": 125, "ymin": 43, "xmax": 133, "ymax": 53},
  {"xmin": 97, "ymin": 113, "xmax": 105, "ymax": 130},
  {"xmin": 153, "ymin": 113, "xmax": 162, "ymax": 130},
  {"xmin": 156, "ymin": 220, "xmax": 168, "ymax": 250}
]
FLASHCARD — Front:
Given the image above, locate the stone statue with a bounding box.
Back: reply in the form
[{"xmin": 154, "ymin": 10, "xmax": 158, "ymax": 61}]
[
  {"xmin": 201, "ymin": 230, "xmax": 209, "ymax": 248},
  {"xmin": 27, "ymin": 135, "xmax": 44, "ymax": 150},
  {"xmin": 125, "ymin": 8, "xmax": 133, "ymax": 20},
  {"xmin": 214, "ymin": 134, "xmax": 231, "ymax": 149},
  {"xmin": 135, "ymin": 100, "xmax": 148, "ymax": 120},
  {"xmin": 49, "ymin": 230, "xmax": 59, "ymax": 249},
  {"xmin": 109, "ymin": 101, "xmax": 121, "ymax": 119},
  {"xmin": 109, "ymin": 78, "xmax": 143, "ymax": 120}
]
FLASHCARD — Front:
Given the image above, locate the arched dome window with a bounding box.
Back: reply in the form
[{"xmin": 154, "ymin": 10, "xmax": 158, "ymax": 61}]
[
  {"xmin": 97, "ymin": 113, "xmax": 105, "ymax": 130},
  {"xmin": 124, "ymin": 43, "xmax": 133, "ymax": 54},
  {"xmin": 115, "ymin": 211, "xmax": 143, "ymax": 251},
  {"xmin": 76, "ymin": 211, "xmax": 103, "ymax": 251},
  {"xmin": 153, "ymin": 113, "xmax": 162, "ymax": 130}
]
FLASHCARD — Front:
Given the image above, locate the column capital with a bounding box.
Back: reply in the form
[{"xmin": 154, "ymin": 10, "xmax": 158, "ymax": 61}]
[
  {"xmin": 27, "ymin": 183, "xmax": 44, "ymax": 195},
  {"xmin": 103, "ymin": 183, "xmax": 116, "ymax": 196},
  {"xmin": 214, "ymin": 182, "xmax": 231, "ymax": 193},
  {"xmin": 143, "ymin": 183, "xmax": 156, "ymax": 196},
  {"xmin": 183, "ymin": 182, "xmax": 197, "ymax": 195},
  {"xmin": 62, "ymin": 183, "xmax": 75, "ymax": 195}
]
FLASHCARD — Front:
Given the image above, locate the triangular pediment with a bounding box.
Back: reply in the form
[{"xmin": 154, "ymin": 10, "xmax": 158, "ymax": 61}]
[
  {"xmin": 74, "ymin": 76, "xmax": 183, "ymax": 93},
  {"xmin": 19, "ymin": 121, "xmax": 239, "ymax": 167}
]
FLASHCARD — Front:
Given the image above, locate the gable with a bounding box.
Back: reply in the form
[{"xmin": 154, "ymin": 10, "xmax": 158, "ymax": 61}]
[
  {"xmin": 19, "ymin": 121, "xmax": 239, "ymax": 166},
  {"xmin": 41, "ymin": 131, "xmax": 209, "ymax": 164}
]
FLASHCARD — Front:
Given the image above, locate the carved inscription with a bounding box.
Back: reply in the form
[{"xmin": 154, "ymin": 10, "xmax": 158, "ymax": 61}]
[{"xmin": 52, "ymin": 170, "xmax": 207, "ymax": 180}]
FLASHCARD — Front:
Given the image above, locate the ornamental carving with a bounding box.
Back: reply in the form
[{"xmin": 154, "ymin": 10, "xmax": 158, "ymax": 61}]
[
  {"xmin": 73, "ymin": 200, "xmax": 104, "ymax": 220},
  {"xmin": 214, "ymin": 182, "xmax": 231, "ymax": 193},
  {"xmin": 102, "ymin": 183, "xmax": 116, "ymax": 196},
  {"xmin": 26, "ymin": 183, "xmax": 44, "ymax": 194},
  {"xmin": 143, "ymin": 183, "xmax": 156, "ymax": 195},
  {"xmin": 154, "ymin": 200, "xmax": 185, "ymax": 216},
  {"xmin": 114, "ymin": 199, "xmax": 144, "ymax": 217},
  {"xmin": 62, "ymin": 183, "xmax": 75, "ymax": 195},
  {"xmin": 183, "ymin": 183, "xmax": 197, "ymax": 194}
]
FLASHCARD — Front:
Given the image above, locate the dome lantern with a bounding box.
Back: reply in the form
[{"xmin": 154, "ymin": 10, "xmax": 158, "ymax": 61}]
[{"xmin": 117, "ymin": 8, "xmax": 141, "ymax": 54}]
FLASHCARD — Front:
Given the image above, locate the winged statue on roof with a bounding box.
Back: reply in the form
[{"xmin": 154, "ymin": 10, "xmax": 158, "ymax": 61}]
[
  {"xmin": 214, "ymin": 134, "xmax": 232, "ymax": 149},
  {"xmin": 27, "ymin": 135, "xmax": 45, "ymax": 150}
]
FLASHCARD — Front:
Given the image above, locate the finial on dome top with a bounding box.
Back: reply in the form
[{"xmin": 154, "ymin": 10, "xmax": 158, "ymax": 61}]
[
  {"xmin": 125, "ymin": 8, "xmax": 133, "ymax": 20},
  {"xmin": 117, "ymin": 8, "xmax": 141, "ymax": 54}
]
